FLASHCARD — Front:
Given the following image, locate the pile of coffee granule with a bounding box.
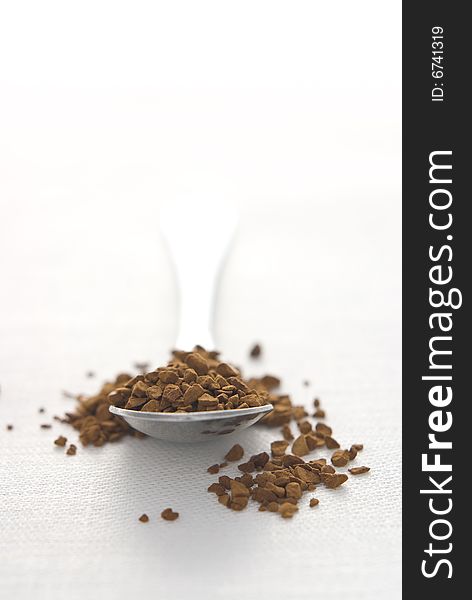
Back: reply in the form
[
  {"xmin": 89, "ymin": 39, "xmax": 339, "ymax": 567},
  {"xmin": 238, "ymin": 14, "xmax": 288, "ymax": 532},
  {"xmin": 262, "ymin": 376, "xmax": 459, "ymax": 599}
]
[
  {"xmin": 207, "ymin": 397, "xmax": 369, "ymax": 518},
  {"xmin": 109, "ymin": 346, "xmax": 270, "ymax": 414},
  {"xmin": 59, "ymin": 373, "xmax": 144, "ymax": 447}
]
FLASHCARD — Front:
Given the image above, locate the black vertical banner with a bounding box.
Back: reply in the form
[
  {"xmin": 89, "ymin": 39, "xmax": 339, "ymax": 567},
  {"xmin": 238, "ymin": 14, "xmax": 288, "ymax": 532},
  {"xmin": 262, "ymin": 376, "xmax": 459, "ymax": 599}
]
[{"xmin": 403, "ymin": 2, "xmax": 469, "ymax": 596}]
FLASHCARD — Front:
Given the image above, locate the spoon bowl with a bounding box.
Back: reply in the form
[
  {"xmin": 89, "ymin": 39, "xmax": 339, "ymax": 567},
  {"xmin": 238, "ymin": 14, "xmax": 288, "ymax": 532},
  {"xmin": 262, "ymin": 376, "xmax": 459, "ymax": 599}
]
[{"xmin": 109, "ymin": 404, "xmax": 273, "ymax": 443}]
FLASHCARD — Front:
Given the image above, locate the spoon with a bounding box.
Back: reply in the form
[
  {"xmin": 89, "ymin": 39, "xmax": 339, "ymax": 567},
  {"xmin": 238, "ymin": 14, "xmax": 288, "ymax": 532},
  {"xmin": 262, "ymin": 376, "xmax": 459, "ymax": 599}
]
[{"xmin": 109, "ymin": 199, "xmax": 273, "ymax": 442}]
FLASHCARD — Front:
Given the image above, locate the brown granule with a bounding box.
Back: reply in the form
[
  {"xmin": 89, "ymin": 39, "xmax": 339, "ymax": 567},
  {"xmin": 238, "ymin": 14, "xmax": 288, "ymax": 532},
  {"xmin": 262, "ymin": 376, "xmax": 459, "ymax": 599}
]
[
  {"xmin": 208, "ymin": 483, "xmax": 226, "ymax": 495},
  {"xmin": 238, "ymin": 461, "xmax": 255, "ymax": 473},
  {"xmin": 298, "ymin": 421, "xmax": 312, "ymax": 434},
  {"xmin": 309, "ymin": 498, "xmax": 320, "ymax": 507},
  {"xmin": 349, "ymin": 466, "xmax": 370, "ymax": 475},
  {"xmin": 313, "ymin": 409, "xmax": 326, "ymax": 418},
  {"xmin": 325, "ymin": 436, "xmax": 340, "ymax": 449},
  {"xmin": 352, "ymin": 443, "xmax": 364, "ymax": 451},
  {"xmin": 281, "ymin": 424, "xmax": 294, "ymax": 441},
  {"xmin": 292, "ymin": 435, "xmax": 310, "ymax": 457},
  {"xmin": 348, "ymin": 446, "xmax": 358, "ymax": 460},
  {"xmin": 331, "ymin": 449, "xmax": 350, "ymax": 467},
  {"xmin": 54, "ymin": 436, "xmax": 67, "ymax": 447},
  {"xmin": 207, "ymin": 464, "xmax": 220, "ymax": 474},
  {"xmin": 39, "ymin": 407, "xmax": 45, "ymax": 414},
  {"xmin": 66, "ymin": 444, "xmax": 77, "ymax": 456},
  {"xmin": 225, "ymin": 444, "xmax": 244, "ymax": 462},
  {"xmin": 86, "ymin": 371, "xmax": 95, "ymax": 378},
  {"xmin": 249, "ymin": 343, "xmax": 262, "ymax": 358},
  {"xmin": 139, "ymin": 514, "xmax": 149, "ymax": 523},
  {"xmin": 279, "ymin": 502, "xmax": 298, "ymax": 518},
  {"xmin": 314, "ymin": 398, "xmax": 320, "ymax": 408},
  {"xmin": 271, "ymin": 440, "xmax": 289, "ymax": 457},
  {"xmin": 161, "ymin": 508, "xmax": 179, "ymax": 521},
  {"xmin": 40, "ymin": 424, "xmax": 52, "ymax": 429},
  {"xmin": 134, "ymin": 362, "xmax": 150, "ymax": 374},
  {"xmin": 322, "ymin": 473, "xmax": 348, "ymax": 489},
  {"xmin": 6, "ymin": 424, "xmax": 13, "ymax": 431}
]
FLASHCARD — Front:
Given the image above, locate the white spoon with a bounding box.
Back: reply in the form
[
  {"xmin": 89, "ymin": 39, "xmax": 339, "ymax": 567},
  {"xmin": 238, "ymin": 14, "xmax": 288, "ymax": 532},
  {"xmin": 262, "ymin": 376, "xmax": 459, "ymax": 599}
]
[{"xmin": 109, "ymin": 199, "xmax": 273, "ymax": 442}]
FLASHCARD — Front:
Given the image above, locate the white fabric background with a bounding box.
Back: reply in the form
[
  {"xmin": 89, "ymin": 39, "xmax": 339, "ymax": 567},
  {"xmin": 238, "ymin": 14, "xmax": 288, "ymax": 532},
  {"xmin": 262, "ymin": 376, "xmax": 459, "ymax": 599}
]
[{"xmin": 0, "ymin": 2, "xmax": 401, "ymax": 598}]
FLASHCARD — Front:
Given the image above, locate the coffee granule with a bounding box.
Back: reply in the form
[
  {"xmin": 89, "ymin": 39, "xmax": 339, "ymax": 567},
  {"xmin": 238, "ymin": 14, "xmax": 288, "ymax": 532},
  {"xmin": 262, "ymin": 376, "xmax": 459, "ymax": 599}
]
[
  {"xmin": 279, "ymin": 502, "xmax": 298, "ymax": 518},
  {"xmin": 225, "ymin": 444, "xmax": 244, "ymax": 462},
  {"xmin": 249, "ymin": 343, "xmax": 262, "ymax": 358},
  {"xmin": 139, "ymin": 514, "xmax": 149, "ymax": 523},
  {"xmin": 349, "ymin": 466, "xmax": 370, "ymax": 475},
  {"xmin": 207, "ymin": 464, "xmax": 220, "ymax": 474},
  {"xmin": 271, "ymin": 440, "xmax": 289, "ymax": 457},
  {"xmin": 331, "ymin": 449, "xmax": 350, "ymax": 467},
  {"xmin": 66, "ymin": 444, "xmax": 77, "ymax": 456},
  {"xmin": 86, "ymin": 371, "xmax": 95, "ymax": 378},
  {"xmin": 309, "ymin": 498, "xmax": 320, "ymax": 507},
  {"xmin": 161, "ymin": 508, "xmax": 179, "ymax": 521},
  {"xmin": 6, "ymin": 424, "xmax": 13, "ymax": 431},
  {"xmin": 40, "ymin": 424, "xmax": 52, "ymax": 429},
  {"xmin": 325, "ymin": 436, "xmax": 340, "ymax": 449},
  {"xmin": 39, "ymin": 407, "xmax": 45, "ymax": 414},
  {"xmin": 281, "ymin": 424, "xmax": 294, "ymax": 441},
  {"xmin": 54, "ymin": 436, "xmax": 67, "ymax": 447}
]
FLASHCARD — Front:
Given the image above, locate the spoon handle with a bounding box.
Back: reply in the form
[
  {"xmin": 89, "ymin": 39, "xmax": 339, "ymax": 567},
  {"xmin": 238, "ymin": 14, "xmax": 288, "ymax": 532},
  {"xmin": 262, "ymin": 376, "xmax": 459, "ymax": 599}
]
[{"xmin": 160, "ymin": 200, "xmax": 238, "ymax": 351}]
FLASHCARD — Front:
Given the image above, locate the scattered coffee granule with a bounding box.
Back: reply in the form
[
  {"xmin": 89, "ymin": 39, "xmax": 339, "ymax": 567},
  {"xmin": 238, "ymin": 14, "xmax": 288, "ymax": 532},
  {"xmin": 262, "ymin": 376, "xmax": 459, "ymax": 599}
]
[
  {"xmin": 38, "ymin": 407, "xmax": 45, "ymax": 414},
  {"xmin": 6, "ymin": 424, "xmax": 13, "ymax": 431},
  {"xmin": 161, "ymin": 508, "xmax": 179, "ymax": 521},
  {"xmin": 134, "ymin": 362, "xmax": 150, "ymax": 374},
  {"xmin": 279, "ymin": 502, "xmax": 298, "ymax": 518},
  {"xmin": 139, "ymin": 514, "xmax": 149, "ymax": 523},
  {"xmin": 225, "ymin": 444, "xmax": 244, "ymax": 462},
  {"xmin": 292, "ymin": 435, "xmax": 310, "ymax": 457},
  {"xmin": 298, "ymin": 421, "xmax": 312, "ymax": 434},
  {"xmin": 352, "ymin": 443, "xmax": 364, "ymax": 451},
  {"xmin": 349, "ymin": 466, "xmax": 370, "ymax": 475},
  {"xmin": 271, "ymin": 440, "xmax": 289, "ymax": 457},
  {"xmin": 66, "ymin": 444, "xmax": 77, "ymax": 456},
  {"xmin": 219, "ymin": 462, "xmax": 228, "ymax": 469},
  {"xmin": 54, "ymin": 436, "xmax": 67, "ymax": 447},
  {"xmin": 313, "ymin": 409, "xmax": 326, "ymax": 418},
  {"xmin": 309, "ymin": 498, "xmax": 320, "ymax": 508},
  {"xmin": 249, "ymin": 343, "xmax": 262, "ymax": 358},
  {"xmin": 40, "ymin": 424, "xmax": 52, "ymax": 429},
  {"xmin": 281, "ymin": 424, "xmax": 294, "ymax": 441},
  {"xmin": 60, "ymin": 372, "xmax": 141, "ymax": 446},
  {"xmin": 322, "ymin": 473, "xmax": 348, "ymax": 489},
  {"xmin": 86, "ymin": 371, "xmax": 95, "ymax": 378},
  {"xmin": 303, "ymin": 380, "xmax": 310, "ymax": 387},
  {"xmin": 348, "ymin": 446, "xmax": 358, "ymax": 460},
  {"xmin": 208, "ymin": 483, "xmax": 226, "ymax": 495},
  {"xmin": 314, "ymin": 398, "xmax": 320, "ymax": 408},
  {"xmin": 207, "ymin": 464, "xmax": 220, "ymax": 474},
  {"xmin": 331, "ymin": 449, "xmax": 350, "ymax": 467},
  {"xmin": 325, "ymin": 436, "xmax": 340, "ymax": 449}
]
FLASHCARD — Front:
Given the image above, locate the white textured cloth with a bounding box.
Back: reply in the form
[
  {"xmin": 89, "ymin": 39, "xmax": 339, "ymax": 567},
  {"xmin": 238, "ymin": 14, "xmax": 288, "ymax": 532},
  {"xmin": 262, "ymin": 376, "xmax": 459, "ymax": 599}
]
[{"xmin": 0, "ymin": 196, "xmax": 401, "ymax": 600}]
